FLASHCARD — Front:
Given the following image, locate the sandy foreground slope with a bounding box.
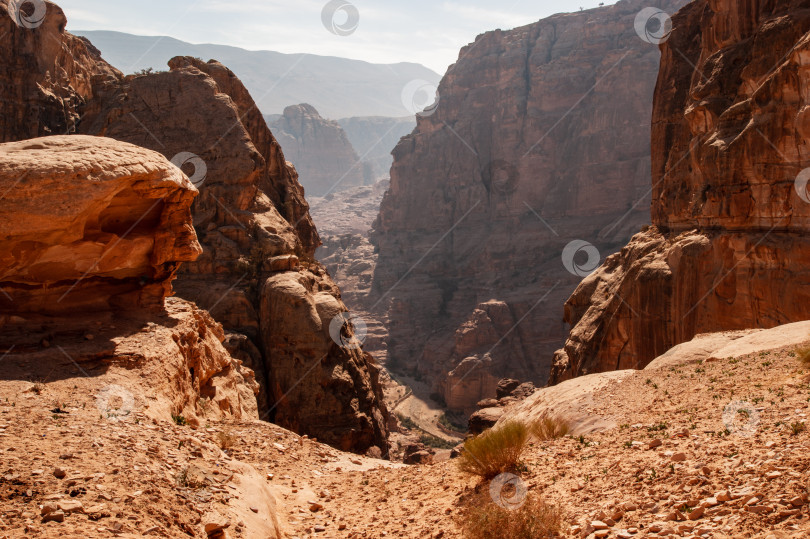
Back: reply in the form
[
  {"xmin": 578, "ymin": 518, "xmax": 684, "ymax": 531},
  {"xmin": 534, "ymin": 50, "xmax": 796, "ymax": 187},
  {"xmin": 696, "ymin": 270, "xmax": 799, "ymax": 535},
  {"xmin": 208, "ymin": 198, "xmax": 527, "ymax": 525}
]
[{"xmin": 2, "ymin": 323, "xmax": 810, "ymax": 539}]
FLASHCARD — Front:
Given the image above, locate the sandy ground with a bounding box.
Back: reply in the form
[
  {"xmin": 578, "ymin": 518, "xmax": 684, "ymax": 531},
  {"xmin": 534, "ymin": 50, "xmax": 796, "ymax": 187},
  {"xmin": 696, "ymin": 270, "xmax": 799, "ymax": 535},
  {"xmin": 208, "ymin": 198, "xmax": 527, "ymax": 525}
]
[{"xmin": 2, "ymin": 336, "xmax": 810, "ymax": 538}]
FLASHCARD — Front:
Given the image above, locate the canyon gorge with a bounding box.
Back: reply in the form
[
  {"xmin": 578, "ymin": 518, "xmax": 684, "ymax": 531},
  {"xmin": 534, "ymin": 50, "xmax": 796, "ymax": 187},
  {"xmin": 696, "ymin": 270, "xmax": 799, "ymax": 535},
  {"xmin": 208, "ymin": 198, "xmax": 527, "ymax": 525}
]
[
  {"xmin": 369, "ymin": 0, "xmax": 687, "ymax": 413},
  {"xmin": 2, "ymin": 0, "xmax": 810, "ymax": 537}
]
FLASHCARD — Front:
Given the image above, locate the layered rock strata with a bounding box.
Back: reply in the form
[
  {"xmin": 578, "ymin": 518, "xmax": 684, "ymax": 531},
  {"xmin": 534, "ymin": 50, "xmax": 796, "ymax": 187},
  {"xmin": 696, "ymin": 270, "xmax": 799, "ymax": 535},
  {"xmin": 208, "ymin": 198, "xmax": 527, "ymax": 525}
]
[
  {"xmin": 550, "ymin": 0, "xmax": 810, "ymax": 382},
  {"xmin": 370, "ymin": 0, "xmax": 686, "ymax": 412}
]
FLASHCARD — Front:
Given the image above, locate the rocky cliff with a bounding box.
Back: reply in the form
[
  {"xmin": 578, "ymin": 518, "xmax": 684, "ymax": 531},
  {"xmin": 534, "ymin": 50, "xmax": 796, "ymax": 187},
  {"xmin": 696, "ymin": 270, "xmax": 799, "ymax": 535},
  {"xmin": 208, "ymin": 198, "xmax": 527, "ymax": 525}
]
[
  {"xmin": 0, "ymin": 135, "xmax": 259, "ymax": 423},
  {"xmin": 370, "ymin": 0, "xmax": 686, "ymax": 413},
  {"xmin": 549, "ymin": 0, "xmax": 810, "ymax": 382},
  {"xmin": 269, "ymin": 104, "xmax": 370, "ymax": 197},
  {"xmin": 0, "ymin": 136, "xmax": 200, "ymax": 314},
  {"xmin": 0, "ymin": 0, "xmax": 388, "ymax": 453}
]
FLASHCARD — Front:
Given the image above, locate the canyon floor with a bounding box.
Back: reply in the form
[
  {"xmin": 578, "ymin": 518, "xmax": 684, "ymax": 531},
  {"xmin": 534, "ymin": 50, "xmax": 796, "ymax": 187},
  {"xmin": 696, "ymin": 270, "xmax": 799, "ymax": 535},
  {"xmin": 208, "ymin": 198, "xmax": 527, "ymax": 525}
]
[{"xmin": 2, "ymin": 326, "xmax": 810, "ymax": 538}]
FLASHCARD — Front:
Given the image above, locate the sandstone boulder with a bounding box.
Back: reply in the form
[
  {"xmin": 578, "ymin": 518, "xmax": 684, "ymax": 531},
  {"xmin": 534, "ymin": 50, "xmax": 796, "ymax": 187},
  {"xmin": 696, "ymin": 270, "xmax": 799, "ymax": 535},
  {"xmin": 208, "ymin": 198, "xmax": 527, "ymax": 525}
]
[{"xmin": 0, "ymin": 135, "xmax": 201, "ymax": 314}]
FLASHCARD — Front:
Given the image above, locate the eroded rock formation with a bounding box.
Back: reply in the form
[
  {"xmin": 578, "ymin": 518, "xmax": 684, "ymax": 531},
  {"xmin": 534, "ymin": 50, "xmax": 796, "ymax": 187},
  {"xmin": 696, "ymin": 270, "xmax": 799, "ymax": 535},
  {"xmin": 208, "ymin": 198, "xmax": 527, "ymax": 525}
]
[
  {"xmin": 0, "ymin": 135, "xmax": 200, "ymax": 314},
  {"xmin": 0, "ymin": 135, "xmax": 258, "ymax": 423},
  {"xmin": 549, "ymin": 0, "xmax": 810, "ymax": 383},
  {"xmin": 0, "ymin": 0, "xmax": 119, "ymax": 141},
  {"xmin": 370, "ymin": 0, "xmax": 686, "ymax": 413},
  {"xmin": 0, "ymin": 1, "xmax": 388, "ymax": 453},
  {"xmin": 269, "ymin": 104, "xmax": 369, "ymax": 197}
]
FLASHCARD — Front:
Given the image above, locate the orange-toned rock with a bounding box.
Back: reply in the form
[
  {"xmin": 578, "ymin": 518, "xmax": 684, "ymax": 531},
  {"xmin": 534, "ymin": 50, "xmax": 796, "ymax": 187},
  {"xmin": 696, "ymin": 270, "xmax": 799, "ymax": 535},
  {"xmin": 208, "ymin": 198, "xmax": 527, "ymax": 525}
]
[
  {"xmin": 0, "ymin": 4, "xmax": 389, "ymax": 453},
  {"xmin": 0, "ymin": 135, "xmax": 201, "ymax": 314},
  {"xmin": 550, "ymin": 0, "xmax": 810, "ymax": 383}
]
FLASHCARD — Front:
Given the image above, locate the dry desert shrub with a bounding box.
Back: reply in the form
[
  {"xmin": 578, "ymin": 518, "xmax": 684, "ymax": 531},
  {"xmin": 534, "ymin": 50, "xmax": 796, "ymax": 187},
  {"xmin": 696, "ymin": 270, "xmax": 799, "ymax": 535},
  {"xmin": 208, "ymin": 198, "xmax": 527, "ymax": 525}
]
[
  {"xmin": 461, "ymin": 493, "xmax": 564, "ymax": 539},
  {"xmin": 797, "ymin": 344, "xmax": 810, "ymax": 367},
  {"xmin": 457, "ymin": 420, "xmax": 529, "ymax": 479},
  {"xmin": 216, "ymin": 430, "xmax": 236, "ymax": 450},
  {"xmin": 532, "ymin": 415, "xmax": 570, "ymax": 440}
]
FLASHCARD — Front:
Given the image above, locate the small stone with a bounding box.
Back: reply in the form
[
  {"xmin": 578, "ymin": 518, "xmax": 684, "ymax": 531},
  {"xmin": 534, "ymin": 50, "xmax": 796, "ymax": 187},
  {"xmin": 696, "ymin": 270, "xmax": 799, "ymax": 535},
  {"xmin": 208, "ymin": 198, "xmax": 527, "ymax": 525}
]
[
  {"xmin": 42, "ymin": 510, "xmax": 65, "ymax": 523},
  {"xmin": 591, "ymin": 520, "xmax": 610, "ymax": 530},
  {"xmin": 40, "ymin": 503, "xmax": 58, "ymax": 516},
  {"xmin": 765, "ymin": 471, "xmax": 782, "ymax": 480},
  {"xmin": 314, "ymin": 525, "xmax": 326, "ymax": 533},
  {"xmin": 250, "ymin": 507, "xmax": 258, "ymax": 513},
  {"xmin": 52, "ymin": 467, "xmax": 66, "ymax": 479},
  {"xmin": 687, "ymin": 506, "xmax": 705, "ymax": 520},
  {"xmin": 57, "ymin": 501, "xmax": 83, "ymax": 514},
  {"xmin": 715, "ymin": 490, "xmax": 731, "ymax": 502},
  {"xmin": 309, "ymin": 503, "xmax": 323, "ymax": 512},
  {"xmin": 789, "ymin": 496, "xmax": 804, "ymax": 507},
  {"xmin": 648, "ymin": 439, "xmax": 663, "ymax": 449},
  {"xmin": 671, "ymin": 452, "xmax": 687, "ymax": 462}
]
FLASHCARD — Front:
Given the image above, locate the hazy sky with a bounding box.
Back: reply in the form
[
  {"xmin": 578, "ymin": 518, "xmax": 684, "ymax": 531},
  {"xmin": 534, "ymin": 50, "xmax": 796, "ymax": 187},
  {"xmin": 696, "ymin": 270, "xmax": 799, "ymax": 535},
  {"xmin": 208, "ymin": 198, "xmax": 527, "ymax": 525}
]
[{"xmin": 57, "ymin": 0, "xmax": 619, "ymax": 74}]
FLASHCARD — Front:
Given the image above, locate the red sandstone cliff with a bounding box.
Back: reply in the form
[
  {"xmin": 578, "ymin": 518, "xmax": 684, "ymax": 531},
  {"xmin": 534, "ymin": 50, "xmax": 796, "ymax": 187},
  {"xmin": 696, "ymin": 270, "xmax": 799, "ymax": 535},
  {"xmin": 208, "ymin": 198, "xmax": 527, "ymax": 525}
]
[
  {"xmin": 370, "ymin": 0, "xmax": 686, "ymax": 413},
  {"xmin": 549, "ymin": 0, "xmax": 810, "ymax": 383},
  {"xmin": 0, "ymin": 0, "xmax": 388, "ymax": 453}
]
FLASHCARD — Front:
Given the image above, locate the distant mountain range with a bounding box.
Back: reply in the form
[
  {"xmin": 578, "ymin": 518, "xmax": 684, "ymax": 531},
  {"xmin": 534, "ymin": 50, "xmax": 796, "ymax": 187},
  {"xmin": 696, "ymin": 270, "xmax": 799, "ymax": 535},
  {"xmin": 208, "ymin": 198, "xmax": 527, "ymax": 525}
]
[{"xmin": 75, "ymin": 30, "xmax": 441, "ymax": 119}]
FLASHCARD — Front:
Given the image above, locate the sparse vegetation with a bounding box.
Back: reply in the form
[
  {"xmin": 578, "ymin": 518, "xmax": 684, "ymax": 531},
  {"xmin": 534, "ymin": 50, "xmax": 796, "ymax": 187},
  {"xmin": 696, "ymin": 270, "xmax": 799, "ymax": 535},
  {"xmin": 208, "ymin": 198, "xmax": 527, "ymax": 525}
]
[
  {"xmin": 172, "ymin": 414, "xmax": 188, "ymax": 426},
  {"xmin": 458, "ymin": 420, "xmax": 529, "ymax": 479},
  {"xmin": 532, "ymin": 416, "xmax": 570, "ymax": 441},
  {"xmin": 461, "ymin": 493, "xmax": 563, "ymax": 539},
  {"xmin": 790, "ymin": 421, "xmax": 806, "ymax": 436},
  {"xmin": 418, "ymin": 432, "xmax": 457, "ymax": 450},
  {"xmin": 395, "ymin": 413, "xmax": 418, "ymax": 431},
  {"xmin": 216, "ymin": 430, "xmax": 237, "ymax": 450}
]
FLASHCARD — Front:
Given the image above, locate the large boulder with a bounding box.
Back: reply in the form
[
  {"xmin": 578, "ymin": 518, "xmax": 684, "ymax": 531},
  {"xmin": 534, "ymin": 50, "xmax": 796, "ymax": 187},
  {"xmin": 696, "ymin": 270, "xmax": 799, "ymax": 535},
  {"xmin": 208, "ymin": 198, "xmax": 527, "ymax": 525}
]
[{"xmin": 0, "ymin": 135, "xmax": 201, "ymax": 314}]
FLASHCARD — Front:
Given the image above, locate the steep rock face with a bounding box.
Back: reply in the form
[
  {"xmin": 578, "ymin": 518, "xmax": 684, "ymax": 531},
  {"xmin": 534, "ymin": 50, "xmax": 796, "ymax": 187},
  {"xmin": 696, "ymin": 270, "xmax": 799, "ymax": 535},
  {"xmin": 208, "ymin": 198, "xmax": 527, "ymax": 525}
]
[
  {"xmin": 78, "ymin": 60, "xmax": 389, "ymax": 453},
  {"xmin": 0, "ymin": 135, "xmax": 257, "ymax": 423},
  {"xmin": 0, "ymin": 6, "xmax": 388, "ymax": 453},
  {"xmin": 269, "ymin": 104, "xmax": 369, "ymax": 197},
  {"xmin": 0, "ymin": 135, "xmax": 201, "ymax": 314},
  {"xmin": 550, "ymin": 0, "xmax": 810, "ymax": 382},
  {"xmin": 0, "ymin": 0, "xmax": 120, "ymax": 141},
  {"xmin": 370, "ymin": 0, "xmax": 686, "ymax": 412}
]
